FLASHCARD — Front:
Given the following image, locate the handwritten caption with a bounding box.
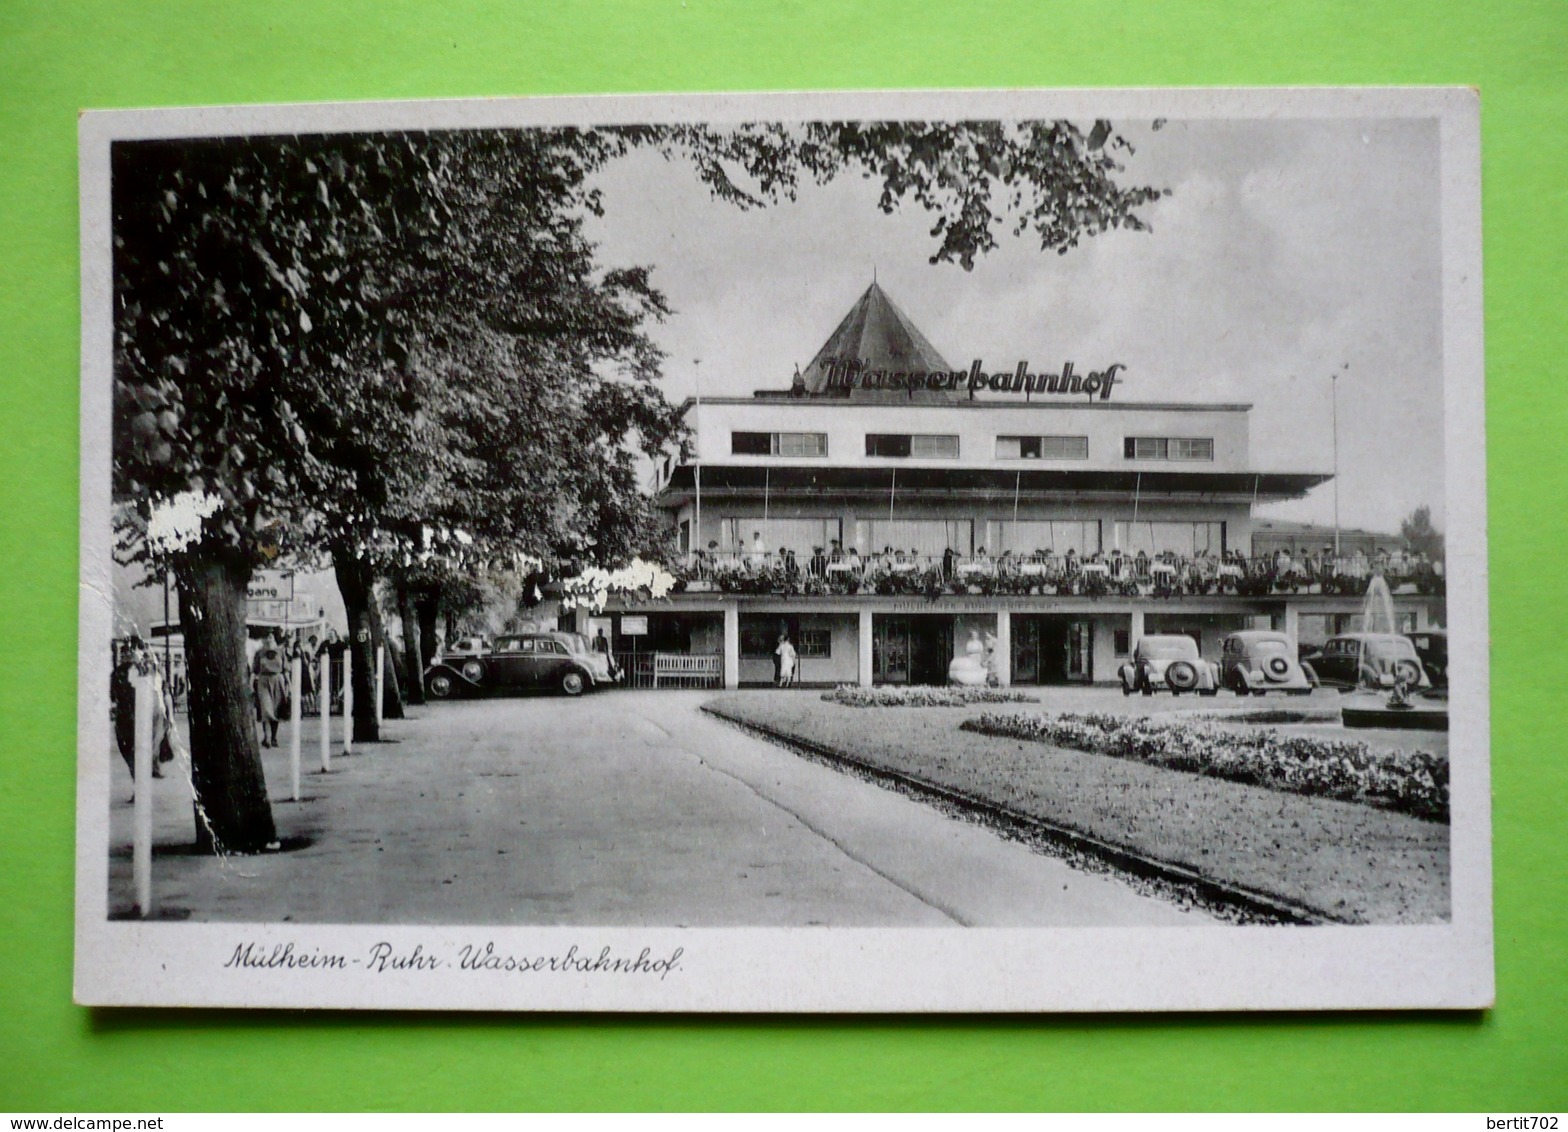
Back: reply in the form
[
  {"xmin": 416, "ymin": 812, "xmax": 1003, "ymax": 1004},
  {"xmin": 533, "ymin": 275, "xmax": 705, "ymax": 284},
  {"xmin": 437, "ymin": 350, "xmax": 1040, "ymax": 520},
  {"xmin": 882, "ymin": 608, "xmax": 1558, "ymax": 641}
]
[{"xmin": 224, "ymin": 940, "xmax": 685, "ymax": 980}]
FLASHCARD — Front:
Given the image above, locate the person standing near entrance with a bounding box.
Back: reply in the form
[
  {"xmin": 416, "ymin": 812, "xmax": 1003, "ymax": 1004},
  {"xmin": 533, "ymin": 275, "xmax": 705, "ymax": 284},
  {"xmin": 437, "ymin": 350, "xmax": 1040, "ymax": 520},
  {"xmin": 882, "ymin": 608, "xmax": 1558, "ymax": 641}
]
[
  {"xmin": 592, "ymin": 627, "xmax": 621, "ymax": 681},
  {"xmin": 775, "ymin": 633, "xmax": 797, "ymax": 687}
]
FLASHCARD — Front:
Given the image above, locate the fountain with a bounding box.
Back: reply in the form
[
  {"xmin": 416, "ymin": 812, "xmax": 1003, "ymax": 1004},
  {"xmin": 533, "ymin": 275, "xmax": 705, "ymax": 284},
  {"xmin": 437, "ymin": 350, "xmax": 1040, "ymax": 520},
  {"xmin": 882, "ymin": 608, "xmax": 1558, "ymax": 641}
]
[{"xmin": 1340, "ymin": 574, "xmax": 1448, "ymax": 731}]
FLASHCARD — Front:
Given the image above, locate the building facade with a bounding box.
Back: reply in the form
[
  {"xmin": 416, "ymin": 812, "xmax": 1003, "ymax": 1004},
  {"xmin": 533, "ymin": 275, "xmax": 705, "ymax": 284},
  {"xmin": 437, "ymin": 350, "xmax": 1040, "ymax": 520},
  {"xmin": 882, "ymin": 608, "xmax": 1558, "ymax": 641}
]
[{"xmin": 586, "ymin": 283, "xmax": 1445, "ymax": 687}]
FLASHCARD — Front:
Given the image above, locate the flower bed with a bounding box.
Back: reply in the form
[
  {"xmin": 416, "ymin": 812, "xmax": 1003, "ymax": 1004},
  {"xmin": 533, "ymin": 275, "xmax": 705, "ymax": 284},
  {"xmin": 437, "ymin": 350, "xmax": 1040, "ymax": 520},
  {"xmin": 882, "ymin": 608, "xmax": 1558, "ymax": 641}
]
[
  {"xmin": 822, "ymin": 685, "xmax": 1040, "ymax": 708},
  {"xmin": 960, "ymin": 712, "xmax": 1448, "ymax": 821}
]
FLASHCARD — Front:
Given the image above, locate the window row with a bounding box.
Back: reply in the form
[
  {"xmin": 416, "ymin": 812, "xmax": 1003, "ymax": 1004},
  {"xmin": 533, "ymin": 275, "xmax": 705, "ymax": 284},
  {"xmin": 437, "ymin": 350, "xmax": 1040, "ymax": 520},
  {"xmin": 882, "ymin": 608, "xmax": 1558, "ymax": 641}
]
[
  {"xmin": 729, "ymin": 431, "xmax": 1213, "ymax": 462},
  {"xmin": 699, "ymin": 517, "xmax": 1226, "ymax": 558}
]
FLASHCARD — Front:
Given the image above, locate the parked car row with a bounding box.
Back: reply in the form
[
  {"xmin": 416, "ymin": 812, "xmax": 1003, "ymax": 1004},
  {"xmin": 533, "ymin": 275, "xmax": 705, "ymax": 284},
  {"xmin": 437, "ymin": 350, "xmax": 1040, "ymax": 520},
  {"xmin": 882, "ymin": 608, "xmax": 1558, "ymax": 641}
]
[{"xmin": 1120, "ymin": 630, "xmax": 1440, "ymax": 697}]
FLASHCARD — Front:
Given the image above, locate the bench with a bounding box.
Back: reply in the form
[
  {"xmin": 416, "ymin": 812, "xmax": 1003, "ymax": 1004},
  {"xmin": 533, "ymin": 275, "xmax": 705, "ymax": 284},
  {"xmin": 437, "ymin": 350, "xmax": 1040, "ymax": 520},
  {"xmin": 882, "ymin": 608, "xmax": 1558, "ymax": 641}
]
[{"xmin": 653, "ymin": 653, "xmax": 723, "ymax": 688}]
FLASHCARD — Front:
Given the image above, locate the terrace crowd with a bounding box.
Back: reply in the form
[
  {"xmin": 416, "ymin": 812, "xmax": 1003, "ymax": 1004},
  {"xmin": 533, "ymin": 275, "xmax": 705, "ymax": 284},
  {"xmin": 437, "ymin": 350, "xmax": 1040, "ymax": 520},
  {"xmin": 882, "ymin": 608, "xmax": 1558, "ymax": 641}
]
[{"xmin": 671, "ymin": 537, "xmax": 1445, "ymax": 599}]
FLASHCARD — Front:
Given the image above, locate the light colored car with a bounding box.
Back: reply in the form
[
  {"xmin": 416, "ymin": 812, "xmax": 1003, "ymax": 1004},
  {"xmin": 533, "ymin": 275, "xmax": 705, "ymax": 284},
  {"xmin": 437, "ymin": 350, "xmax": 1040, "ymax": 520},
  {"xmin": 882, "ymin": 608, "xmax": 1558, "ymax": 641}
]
[
  {"xmin": 1119, "ymin": 634, "xmax": 1220, "ymax": 696},
  {"xmin": 1219, "ymin": 631, "xmax": 1319, "ymax": 695}
]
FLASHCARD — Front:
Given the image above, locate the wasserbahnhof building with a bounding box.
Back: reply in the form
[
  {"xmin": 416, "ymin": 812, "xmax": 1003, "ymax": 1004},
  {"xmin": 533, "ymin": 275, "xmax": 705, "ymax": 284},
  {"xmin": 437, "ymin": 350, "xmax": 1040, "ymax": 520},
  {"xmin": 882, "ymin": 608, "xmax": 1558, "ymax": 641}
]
[{"xmin": 589, "ymin": 283, "xmax": 1445, "ymax": 688}]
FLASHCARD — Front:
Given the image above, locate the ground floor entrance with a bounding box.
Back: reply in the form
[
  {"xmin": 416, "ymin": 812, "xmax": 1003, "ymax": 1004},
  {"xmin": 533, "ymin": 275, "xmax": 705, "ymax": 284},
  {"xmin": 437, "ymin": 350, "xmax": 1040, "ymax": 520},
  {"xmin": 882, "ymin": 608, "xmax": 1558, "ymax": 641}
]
[
  {"xmin": 1012, "ymin": 615, "xmax": 1095, "ymax": 685},
  {"xmin": 872, "ymin": 614, "xmax": 955, "ymax": 685}
]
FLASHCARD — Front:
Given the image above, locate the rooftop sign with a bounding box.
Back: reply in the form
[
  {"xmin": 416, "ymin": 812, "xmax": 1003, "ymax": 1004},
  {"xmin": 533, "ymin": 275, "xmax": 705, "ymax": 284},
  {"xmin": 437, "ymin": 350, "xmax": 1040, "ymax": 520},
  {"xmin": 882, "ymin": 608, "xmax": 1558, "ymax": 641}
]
[{"xmin": 819, "ymin": 357, "xmax": 1124, "ymax": 401}]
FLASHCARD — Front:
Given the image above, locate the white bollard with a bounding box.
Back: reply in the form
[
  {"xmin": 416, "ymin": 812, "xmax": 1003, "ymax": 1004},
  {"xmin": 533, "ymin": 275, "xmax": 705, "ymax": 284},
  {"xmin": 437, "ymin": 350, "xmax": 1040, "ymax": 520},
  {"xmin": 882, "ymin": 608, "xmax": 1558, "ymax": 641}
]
[
  {"xmin": 318, "ymin": 652, "xmax": 331, "ymax": 773},
  {"xmin": 374, "ymin": 642, "xmax": 385, "ymax": 728},
  {"xmin": 289, "ymin": 656, "xmax": 302, "ymax": 801},
  {"xmin": 343, "ymin": 647, "xmax": 354, "ymax": 755},
  {"xmin": 133, "ymin": 672, "xmax": 155, "ymax": 918}
]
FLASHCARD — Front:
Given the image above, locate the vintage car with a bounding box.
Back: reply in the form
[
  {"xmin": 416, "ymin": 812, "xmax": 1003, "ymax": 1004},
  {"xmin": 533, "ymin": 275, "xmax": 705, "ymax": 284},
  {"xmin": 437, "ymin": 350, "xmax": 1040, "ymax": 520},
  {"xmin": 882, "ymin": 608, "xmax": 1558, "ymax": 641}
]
[
  {"xmin": 1119, "ymin": 634, "xmax": 1221, "ymax": 696},
  {"xmin": 1310, "ymin": 633, "xmax": 1431, "ymax": 692},
  {"xmin": 424, "ymin": 631, "xmax": 616, "ymax": 699},
  {"xmin": 1405, "ymin": 629, "xmax": 1448, "ymax": 688},
  {"xmin": 1218, "ymin": 630, "xmax": 1319, "ymax": 695},
  {"xmin": 442, "ymin": 635, "xmax": 491, "ymax": 657}
]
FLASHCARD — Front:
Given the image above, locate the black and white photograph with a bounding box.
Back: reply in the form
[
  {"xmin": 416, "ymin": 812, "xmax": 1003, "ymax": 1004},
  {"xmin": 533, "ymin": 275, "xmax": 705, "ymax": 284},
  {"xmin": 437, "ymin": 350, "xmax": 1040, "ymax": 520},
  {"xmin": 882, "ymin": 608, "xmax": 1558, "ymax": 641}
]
[{"xmin": 75, "ymin": 88, "xmax": 1491, "ymax": 1011}]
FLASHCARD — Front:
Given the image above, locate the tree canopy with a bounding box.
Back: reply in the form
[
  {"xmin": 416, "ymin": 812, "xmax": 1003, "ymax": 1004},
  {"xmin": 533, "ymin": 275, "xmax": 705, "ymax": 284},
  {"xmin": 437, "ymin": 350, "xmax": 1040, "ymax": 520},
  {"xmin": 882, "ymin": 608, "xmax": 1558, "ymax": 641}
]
[{"xmin": 110, "ymin": 117, "xmax": 1166, "ymax": 850}]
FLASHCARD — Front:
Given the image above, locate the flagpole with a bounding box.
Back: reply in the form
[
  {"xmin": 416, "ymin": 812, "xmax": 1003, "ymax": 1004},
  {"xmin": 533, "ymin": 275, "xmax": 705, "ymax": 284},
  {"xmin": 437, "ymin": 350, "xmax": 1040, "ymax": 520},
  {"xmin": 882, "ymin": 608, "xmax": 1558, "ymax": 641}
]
[{"xmin": 693, "ymin": 359, "xmax": 702, "ymax": 563}]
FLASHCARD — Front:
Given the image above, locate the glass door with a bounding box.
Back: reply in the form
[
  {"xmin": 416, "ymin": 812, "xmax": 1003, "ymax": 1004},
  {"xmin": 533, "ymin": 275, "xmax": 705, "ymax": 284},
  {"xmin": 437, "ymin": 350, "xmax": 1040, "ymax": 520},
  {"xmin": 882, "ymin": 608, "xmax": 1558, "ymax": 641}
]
[
  {"xmin": 873, "ymin": 618, "xmax": 911, "ymax": 684},
  {"xmin": 1066, "ymin": 621, "xmax": 1094, "ymax": 682},
  {"xmin": 1012, "ymin": 617, "xmax": 1041, "ymax": 684}
]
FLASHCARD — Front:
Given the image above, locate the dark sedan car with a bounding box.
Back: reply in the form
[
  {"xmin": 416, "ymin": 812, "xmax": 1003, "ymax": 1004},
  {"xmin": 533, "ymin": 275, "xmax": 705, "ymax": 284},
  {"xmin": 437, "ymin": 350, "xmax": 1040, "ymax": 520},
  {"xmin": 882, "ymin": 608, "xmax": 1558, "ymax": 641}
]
[
  {"xmin": 424, "ymin": 632, "xmax": 616, "ymax": 699},
  {"xmin": 1310, "ymin": 633, "xmax": 1430, "ymax": 692},
  {"xmin": 1406, "ymin": 629, "xmax": 1448, "ymax": 688}
]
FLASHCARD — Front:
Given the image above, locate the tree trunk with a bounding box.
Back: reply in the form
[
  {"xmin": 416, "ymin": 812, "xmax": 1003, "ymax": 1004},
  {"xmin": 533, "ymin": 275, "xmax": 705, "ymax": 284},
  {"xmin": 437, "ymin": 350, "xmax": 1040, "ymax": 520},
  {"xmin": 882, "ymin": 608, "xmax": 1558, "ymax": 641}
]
[
  {"xmin": 396, "ymin": 577, "xmax": 424, "ymax": 706},
  {"xmin": 332, "ymin": 546, "xmax": 382, "ymax": 744},
  {"xmin": 381, "ymin": 637, "xmax": 405, "ymax": 720},
  {"xmin": 175, "ymin": 550, "xmax": 277, "ymax": 854},
  {"xmin": 416, "ymin": 590, "xmax": 441, "ymax": 671}
]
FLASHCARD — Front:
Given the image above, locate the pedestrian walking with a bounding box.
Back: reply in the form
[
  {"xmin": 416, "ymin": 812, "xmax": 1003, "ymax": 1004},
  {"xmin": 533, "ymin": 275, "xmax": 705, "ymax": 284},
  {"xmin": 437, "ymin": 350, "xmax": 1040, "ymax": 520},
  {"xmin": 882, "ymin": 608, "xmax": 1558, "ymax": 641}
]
[
  {"xmin": 252, "ymin": 629, "xmax": 289, "ymax": 748},
  {"xmin": 112, "ymin": 637, "xmax": 166, "ymax": 790}
]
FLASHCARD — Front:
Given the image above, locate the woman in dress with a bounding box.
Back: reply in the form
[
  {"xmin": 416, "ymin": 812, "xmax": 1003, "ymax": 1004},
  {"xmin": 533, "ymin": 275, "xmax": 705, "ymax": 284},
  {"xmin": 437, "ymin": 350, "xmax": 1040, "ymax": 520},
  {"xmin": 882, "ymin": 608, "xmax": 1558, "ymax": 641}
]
[
  {"xmin": 775, "ymin": 633, "xmax": 797, "ymax": 687},
  {"xmin": 252, "ymin": 630, "xmax": 289, "ymax": 748}
]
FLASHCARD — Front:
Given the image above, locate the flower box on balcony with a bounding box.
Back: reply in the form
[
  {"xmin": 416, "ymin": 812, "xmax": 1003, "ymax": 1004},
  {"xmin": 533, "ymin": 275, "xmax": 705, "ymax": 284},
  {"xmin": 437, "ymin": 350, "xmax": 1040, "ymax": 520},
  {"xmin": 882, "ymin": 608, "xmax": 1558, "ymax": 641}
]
[{"xmin": 685, "ymin": 580, "xmax": 715, "ymax": 593}]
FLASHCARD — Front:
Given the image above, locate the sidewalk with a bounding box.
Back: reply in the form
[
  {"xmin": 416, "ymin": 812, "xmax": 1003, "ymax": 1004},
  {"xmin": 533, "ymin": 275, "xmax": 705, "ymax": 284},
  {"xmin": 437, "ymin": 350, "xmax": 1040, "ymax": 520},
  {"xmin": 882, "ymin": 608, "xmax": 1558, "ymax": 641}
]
[{"xmin": 106, "ymin": 692, "xmax": 1206, "ymax": 926}]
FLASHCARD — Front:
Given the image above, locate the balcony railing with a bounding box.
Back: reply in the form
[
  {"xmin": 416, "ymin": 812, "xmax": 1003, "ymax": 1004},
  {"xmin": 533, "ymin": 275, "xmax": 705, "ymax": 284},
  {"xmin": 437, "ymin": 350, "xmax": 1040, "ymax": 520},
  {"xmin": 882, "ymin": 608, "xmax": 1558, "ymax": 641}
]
[{"xmin": 665, "ymin": 550, "xmax": 1445, "ymax": 600}]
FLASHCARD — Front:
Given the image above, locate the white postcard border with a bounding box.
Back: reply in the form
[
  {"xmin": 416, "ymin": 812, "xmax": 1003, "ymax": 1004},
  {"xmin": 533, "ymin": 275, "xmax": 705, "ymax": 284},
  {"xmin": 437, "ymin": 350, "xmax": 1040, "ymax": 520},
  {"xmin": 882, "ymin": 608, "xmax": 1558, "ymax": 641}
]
[{"xmin": 74, "ymin": 86, "xmax": 1492, "ymax": 1012}]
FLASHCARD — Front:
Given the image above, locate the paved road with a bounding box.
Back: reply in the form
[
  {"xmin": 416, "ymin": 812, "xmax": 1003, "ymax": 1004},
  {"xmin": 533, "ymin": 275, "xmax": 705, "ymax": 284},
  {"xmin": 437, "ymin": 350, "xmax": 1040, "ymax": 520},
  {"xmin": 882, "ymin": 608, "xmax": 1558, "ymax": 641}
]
[{"xmin": 109, "ymin": 690, "xmax": 1208, "ymax": 926}]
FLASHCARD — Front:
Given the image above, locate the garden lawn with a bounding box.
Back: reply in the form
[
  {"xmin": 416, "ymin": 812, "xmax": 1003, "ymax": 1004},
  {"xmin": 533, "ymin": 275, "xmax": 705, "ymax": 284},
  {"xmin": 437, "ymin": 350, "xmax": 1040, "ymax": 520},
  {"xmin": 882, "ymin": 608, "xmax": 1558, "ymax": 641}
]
[{"xmin": 703, "ymin": 691, "xmax": 1449, "ymax": 924}]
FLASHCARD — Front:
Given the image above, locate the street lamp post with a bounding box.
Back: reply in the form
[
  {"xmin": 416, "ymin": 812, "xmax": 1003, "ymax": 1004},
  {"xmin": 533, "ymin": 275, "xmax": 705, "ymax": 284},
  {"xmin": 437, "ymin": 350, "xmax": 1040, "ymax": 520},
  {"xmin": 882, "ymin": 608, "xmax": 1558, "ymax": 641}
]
[
  {"xmin": 692, "ymin": 358, "xmax": 702, "ymax": 564},
  {"xmin": 1332, "ymin": 364, "xmax": 1346, "ymax": 559}
]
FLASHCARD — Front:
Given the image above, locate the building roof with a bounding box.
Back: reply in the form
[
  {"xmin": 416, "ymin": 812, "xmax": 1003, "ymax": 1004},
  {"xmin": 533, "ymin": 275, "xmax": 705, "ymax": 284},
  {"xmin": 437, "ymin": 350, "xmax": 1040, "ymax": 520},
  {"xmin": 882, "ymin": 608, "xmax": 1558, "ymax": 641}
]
[
  {"xmin": 658, "ymin": 464, "xmax": 1329, "ymax": 505},
  {"xmin": 795, "ymin": 282, "xmax": 955, "ymax": 401}
]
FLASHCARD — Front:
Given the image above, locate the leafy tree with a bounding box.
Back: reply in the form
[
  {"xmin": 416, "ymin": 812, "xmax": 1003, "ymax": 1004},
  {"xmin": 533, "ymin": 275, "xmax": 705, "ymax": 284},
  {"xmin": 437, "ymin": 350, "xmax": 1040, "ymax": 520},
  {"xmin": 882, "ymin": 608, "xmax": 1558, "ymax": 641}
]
[
  {"xmin": 112, "ymin": 118, "xmax": 1163, "ymax": 853},
  {"xmin": 1400, "ymin": 505, "xmax": 1444, "ymax": 560}
]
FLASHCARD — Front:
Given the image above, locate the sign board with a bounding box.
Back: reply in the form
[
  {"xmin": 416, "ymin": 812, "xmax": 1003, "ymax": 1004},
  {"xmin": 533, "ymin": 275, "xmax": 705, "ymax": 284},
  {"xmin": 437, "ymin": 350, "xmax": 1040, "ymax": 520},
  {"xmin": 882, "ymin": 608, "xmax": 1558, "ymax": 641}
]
[
  {"xmin": 246, "ymin": 571, "xmax": 294, "ymax": 602},
  {"xmin": 620, "ymin": 615, "xmax": 649, "ymax": 636}
]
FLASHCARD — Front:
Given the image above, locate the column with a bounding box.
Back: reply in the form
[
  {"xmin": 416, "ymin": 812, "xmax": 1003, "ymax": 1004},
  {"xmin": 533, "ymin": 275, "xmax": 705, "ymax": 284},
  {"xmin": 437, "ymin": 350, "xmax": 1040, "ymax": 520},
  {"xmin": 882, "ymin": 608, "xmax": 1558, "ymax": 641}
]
[
  {"xmin": 857, "ymin": 608, "xmax": 874, "ymax": 687},
  {"xmin": 722, "ymin": 603, "xmax": 740, "ymax": 690},
  {"xmin": 1282, "ymin": 603, "xmax": 1301, "ymax": 650},
  {"xmin": 993, "ymin": 610, "xmax": 1011, "ymax": 687},
  {"xmin": 1128, "ymin": 608, "xmax": 1145, "ymax": 655}
]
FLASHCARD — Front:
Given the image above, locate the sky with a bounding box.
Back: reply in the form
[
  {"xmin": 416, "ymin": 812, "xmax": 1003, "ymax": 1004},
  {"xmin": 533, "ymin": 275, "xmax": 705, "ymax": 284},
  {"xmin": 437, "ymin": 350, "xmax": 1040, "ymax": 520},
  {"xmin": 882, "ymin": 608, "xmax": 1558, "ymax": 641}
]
[{"xmin": 583, "ymin": 117, "xmax": 1445, "ymax": 536}]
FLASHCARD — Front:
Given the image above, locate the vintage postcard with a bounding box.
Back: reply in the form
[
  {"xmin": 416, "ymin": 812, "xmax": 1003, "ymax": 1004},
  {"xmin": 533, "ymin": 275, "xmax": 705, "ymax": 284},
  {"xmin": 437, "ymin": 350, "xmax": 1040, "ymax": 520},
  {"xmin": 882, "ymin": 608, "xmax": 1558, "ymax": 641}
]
[{"xmin": 75, "ymin": 87, "xmax": 1491, "ymax": 1011}]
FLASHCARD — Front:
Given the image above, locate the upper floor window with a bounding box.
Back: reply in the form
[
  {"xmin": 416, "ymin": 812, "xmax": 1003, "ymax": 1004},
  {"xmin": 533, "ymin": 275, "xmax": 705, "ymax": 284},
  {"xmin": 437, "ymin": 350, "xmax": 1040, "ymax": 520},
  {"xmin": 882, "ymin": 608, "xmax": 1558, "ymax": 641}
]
[
  {"xmin": 997, "ymin": 435, "xmax": 1089, "ymax": 460},
  {"xmin": 731, "ymin": 431, "xmax": 828, "ymax": 457},
  {"xmin": 865, "ymin": 433, "xmax": 960, "ymax": 458},
  {"xmin": 1124, "ymin": 436, "xmax": 1214, "ymax": 461}
]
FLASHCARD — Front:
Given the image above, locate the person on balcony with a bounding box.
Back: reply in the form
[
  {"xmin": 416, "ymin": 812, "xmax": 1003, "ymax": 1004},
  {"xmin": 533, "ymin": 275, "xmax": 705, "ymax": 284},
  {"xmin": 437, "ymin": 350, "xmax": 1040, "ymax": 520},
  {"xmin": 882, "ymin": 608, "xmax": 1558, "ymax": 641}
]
[
  {"xmin": 942, "ymin": 546, "xmax": 956, "ymax": 582},
  {"xmin": 845, "ymin": 546, "xmax": 864, "ymax": 576},
  {"xmin": 781, "ymin": 547, "xmax": 799, "ymax": 580},
  {"xmin": 809, "ymin": 546, "xmax": 827, "ymax": 578},
  {"xmin": 746, "ymin": 531, "xmax": 767, "ymax": 571}
]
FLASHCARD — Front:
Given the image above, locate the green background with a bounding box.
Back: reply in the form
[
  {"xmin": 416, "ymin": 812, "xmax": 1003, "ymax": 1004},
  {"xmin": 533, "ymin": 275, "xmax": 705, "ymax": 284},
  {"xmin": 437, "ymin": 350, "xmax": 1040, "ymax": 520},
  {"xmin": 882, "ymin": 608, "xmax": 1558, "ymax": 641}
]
[{"xmin": 2, "ymin": 0, "xmax": 1564, "ymax": 1111}]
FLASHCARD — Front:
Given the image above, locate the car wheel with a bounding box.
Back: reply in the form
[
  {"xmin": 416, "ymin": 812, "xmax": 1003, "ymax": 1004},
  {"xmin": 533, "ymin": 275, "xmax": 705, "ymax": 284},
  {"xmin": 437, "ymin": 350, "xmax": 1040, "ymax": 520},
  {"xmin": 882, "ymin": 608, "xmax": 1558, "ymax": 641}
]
[
  {"xmin": 1121, "ymin": 681, "xmax": 1134, "ymax": 697},
  {"xmin": 1166, "ymin": 661, "xmax": 1199, "ymax": 692},
  {"xmin": 428, "ymin": 673, "xmax": 454, "ymax": 699},
  {"xmin": 560, "ymin": 670, "xmax": 586, "ymax": 696}
]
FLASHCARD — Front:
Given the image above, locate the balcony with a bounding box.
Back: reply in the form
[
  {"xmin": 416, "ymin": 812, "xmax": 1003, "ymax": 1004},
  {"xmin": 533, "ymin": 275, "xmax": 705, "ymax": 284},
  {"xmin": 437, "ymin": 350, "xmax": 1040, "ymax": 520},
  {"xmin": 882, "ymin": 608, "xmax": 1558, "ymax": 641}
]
[{"xmin": 665, "ymin": 549, "xmax": 1446, "ymax": 601}]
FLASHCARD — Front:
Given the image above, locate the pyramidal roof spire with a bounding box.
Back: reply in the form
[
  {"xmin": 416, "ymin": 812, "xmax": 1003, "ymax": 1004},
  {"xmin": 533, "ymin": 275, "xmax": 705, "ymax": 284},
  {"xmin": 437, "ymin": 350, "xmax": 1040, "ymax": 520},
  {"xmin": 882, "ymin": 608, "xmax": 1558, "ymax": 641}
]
[{"xmin": 797, "ymin": 281, "xmax": 954, "ymax": 400}]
